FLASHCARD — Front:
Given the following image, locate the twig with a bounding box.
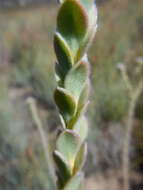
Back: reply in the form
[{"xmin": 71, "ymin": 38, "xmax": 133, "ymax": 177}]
[
  {"xmin": 122, "ymin": 79, "xmax": 143, "ymax": 190},
  {"xmin": 27, "ymin": 97, "xmax": 57, "ymax": 190}
]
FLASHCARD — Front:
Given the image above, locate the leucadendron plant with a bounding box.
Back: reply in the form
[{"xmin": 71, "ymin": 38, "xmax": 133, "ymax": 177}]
[{"xmin": 53, "ymin": 0, "xmax": 97, "ymax": 189}]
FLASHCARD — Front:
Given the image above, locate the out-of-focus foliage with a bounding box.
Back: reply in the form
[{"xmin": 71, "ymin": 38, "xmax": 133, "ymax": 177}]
[
  {"xmin": 0, "ymin": 0, "xmax": 143, "ymax": 189},
  {"xmin": 88, "ymin": 0, "xmax": 143, "ymax": 172},
  {"xmin": 0, "ymin": 0, "xmax": 56, "ymax": 8}
]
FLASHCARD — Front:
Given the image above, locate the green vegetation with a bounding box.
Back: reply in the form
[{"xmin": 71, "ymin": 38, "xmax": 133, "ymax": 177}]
[
  {"xmin": 0, "ymin": 0, "xmax": 143, "ymax": 189},
  {"xmin": 53, "ymin": 0, "xmax": 97, "ymax": 189}
]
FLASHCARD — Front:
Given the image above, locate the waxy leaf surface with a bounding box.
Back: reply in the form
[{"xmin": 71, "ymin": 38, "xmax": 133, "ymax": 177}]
[
  {"xmin": 54, "ymin": 32, "xmax": 73, "ymax": 80},
  {"xmin": 65, "ymin": 58, "xmax": 89, "ymax": 101},
  {"xmin": 54, "ymin": 87, "xmax": 76, "ymax": 124},
  {"xmin": 63, "ymin": 173, "xmax": 83, "ymax": 190},
  {"xmin": 57, "ymin": 0, "xmax": 88, "ymax": 55},
  {"xmin": 57, "ymin": 130, "xmax": 81, "ymax": 170}
]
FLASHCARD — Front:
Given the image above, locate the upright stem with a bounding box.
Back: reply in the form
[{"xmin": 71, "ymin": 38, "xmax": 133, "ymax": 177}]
[
  {"xmin": 27, "ymin": 97, "xmax": 57, "ymax": 190},
  {"xmin": 122, "ymin": 96, "xmax": 136, "ymax": 190},
  {"xmin": 52, "ymin": 1, "xmax": 97, "ymax": 189},
  {"xmin": 122, "ymin": 80, "xmax": 143, "ymax": 190}
]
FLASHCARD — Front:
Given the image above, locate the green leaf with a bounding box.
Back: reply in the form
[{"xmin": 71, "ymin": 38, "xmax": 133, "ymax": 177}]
[
  {"xmin": 57, "ymin": 0, "xmax": 88, "ymax": 55},
  {"xmin": 54, "ymin": 32, "xmax": 73, "ymax": 80},
  {"xmin": 63, "ymin": 173, "xmax": 84, "ymax": 190},
  {"xmin": 66, "ymin": 80, "xmax": 89, "ymax": 130},
  {"xmin": 59, "ymin": 114, "xmax": 66, "ymax": 129},
  {"xmin": 67, "ymin": 101, "xmax": 88, "ymax": 130},
  {"xmin": 87, "ymin": 4, "xmax": 98, "ymax": 42},
  {"xmin": 80, "ymin": 0, "xmax": 95, "ymax": 11},
  {"xmin": 75, "ymin": 4, "xmax": 97, "ymax": 61},
  {"xmin": 72, "ymin": 81, "xmax": 90, "ymax": 128},
  {"xmin": 57, "ymin": 130, "xmax": 81, "ymax": 170},
  {"xmin": 53, "ymin": 151, "xmax": 72, "ymax": 188},
  {"xmin": 65, "ymin": 56, "xmax": 89, "ymax": 101},
  {"xmin": 78, "ymin": 81, "xmax": 90, "ymax": 109},
  {"xmin": 54, "ymin": 87, "xmax": 76, "ymax": 124},
  {"xmin": 73, "ymin": 143, "xmax": 87, "ymax": 174},
  {"xmin": 73, "ymin": 116, "xmax": 88, "ymax": 142}
]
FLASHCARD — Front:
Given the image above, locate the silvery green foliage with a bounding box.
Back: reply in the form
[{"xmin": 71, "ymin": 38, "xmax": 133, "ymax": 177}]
[{"xmin": 54, "ymin": 0, "xmax": 97, "ymax": 189}]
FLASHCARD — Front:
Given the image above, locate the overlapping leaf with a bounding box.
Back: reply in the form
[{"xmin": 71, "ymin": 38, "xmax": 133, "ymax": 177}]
[
  {"xmin": 63, "ymin": 173, "xmax": 84, "ymax": 190},
  {"xmin": 54, "ymin": 32, "xmax": 73, "ymax": 80},
  {"xmin": 75, "ymin": 2, "xmax": 97, "ymax": 61},
  {"xmin": 65, "ymin": 56, "xmax": 89, "ymax": 101},
  {"xmin": 67, "ymin": 92, "xmax": 89, "ymax": 130},
  {"xmin": 73, "ymin": 143, "xmax": 87, "ymax": 174},
  {"xmin": 77, "ymin": 80, "xmax": 90, "ymax": 109},
  {"xmin": 57, "ymin": 0, "xmax": 88, "ymax": 55},
  {"xmin": 53, "ymin": 151, "xmax": 72, "ymax": 188},
  {"xmin": 73, "ymin": 116, "xmax": 88, "ymax": 142},
  {"xmin": 56, "ymin": 130, "xmax": 81, "ymax": 170},
  {"xmin": 54, "ymin": 87, "xmax": 76, "ymax": 124},
  {"xmin": 80, "ymin": 0, "xmax": 95, "ymax": 11},
  {"xmin": 53, "ymin": 0, "xmax": 98, "ymax": 189}
]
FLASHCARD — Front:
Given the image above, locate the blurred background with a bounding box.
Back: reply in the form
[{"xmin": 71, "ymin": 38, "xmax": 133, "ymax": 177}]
[{"xmin": 0, "ymin": 0, "xmax": 143, "ymax": 189}]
